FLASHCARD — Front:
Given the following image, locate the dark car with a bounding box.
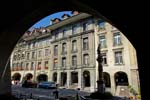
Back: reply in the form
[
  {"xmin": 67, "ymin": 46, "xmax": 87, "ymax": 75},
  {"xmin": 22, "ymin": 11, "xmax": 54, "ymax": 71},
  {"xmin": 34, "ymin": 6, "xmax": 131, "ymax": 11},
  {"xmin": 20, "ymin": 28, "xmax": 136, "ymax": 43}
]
[
  {"xmin": 22, "ymin": 80, "xmax": 37, "ymax": 88},
  {"xmin": 37, "ymin": 81, "xmax": 56, "ymax": 89}
]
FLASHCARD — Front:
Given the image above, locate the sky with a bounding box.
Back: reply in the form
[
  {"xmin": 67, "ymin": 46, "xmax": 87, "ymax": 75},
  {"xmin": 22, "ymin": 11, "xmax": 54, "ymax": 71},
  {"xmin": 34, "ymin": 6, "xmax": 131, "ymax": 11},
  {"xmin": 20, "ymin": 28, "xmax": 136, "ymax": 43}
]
[{"xmin": 29, "ymin": 11, "xmax": 72, "ymax": 30}]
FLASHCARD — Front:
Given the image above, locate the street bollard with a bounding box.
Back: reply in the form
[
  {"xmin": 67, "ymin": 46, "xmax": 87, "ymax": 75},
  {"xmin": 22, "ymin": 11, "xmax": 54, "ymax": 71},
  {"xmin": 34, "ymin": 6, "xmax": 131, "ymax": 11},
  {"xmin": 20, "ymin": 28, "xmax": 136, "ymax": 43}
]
[
  {"xmin": 30, "ymin": 93, "xmax": 33, "ymax": 99},
  {"xmin": 19, "ymin": 93, "xmax": 22, "ymax": 99}
]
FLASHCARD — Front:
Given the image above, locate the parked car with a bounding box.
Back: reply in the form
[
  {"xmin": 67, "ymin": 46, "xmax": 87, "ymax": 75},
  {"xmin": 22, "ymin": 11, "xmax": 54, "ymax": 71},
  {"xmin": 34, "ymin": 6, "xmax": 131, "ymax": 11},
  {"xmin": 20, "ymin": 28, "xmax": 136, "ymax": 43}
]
[
  {"xmin": 22, "ymin": 80, "xmax": 37, "ymax": 88},
  {"xmin": 37, "ymin": 81, "xmax": 56, "ymax": 89}
]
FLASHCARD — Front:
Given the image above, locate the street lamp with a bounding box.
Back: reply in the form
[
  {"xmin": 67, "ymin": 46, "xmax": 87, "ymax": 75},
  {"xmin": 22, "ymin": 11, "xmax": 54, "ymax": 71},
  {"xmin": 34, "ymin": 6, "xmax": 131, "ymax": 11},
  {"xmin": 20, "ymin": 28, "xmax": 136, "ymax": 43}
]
[{"xmin": 97, "ymin": 43, "xmax": 105, "ymax": 93}]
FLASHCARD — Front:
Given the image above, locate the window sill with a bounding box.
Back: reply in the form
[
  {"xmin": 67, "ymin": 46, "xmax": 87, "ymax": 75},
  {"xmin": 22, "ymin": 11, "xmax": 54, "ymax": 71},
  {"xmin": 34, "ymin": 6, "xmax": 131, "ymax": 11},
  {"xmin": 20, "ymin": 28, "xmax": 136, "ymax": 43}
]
[{"xmin": 114, "ymin": 63, "xmax": 125, "ymax": 66}]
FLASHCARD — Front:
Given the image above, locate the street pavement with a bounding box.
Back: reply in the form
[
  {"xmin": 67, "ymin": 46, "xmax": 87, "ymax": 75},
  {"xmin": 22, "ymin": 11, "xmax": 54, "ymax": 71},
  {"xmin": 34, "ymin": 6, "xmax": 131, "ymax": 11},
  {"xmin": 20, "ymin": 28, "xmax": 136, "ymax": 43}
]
[{"xmin": 12, "ymin": 85, "xmax": 90, "ymax": 100}]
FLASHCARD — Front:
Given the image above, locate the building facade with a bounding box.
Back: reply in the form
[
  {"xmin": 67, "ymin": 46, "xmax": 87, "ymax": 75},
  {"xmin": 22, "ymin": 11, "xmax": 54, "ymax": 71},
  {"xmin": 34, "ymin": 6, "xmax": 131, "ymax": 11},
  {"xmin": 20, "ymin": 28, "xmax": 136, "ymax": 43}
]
[{"xmin": 11, "ymin": 11, "xmax": 140, "ymax": 96}]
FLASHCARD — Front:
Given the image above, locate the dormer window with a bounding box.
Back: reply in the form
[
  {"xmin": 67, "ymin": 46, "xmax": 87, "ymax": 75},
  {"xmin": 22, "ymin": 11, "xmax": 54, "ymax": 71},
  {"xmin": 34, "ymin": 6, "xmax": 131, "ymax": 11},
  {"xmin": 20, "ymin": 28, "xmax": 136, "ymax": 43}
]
[
  {"xmin": 61, "ymin": 14, "xmax": 70, "ymax": 20},
  {"xmin": 51, "ymin": 18, "xmax": 61, "ymax": 24}
]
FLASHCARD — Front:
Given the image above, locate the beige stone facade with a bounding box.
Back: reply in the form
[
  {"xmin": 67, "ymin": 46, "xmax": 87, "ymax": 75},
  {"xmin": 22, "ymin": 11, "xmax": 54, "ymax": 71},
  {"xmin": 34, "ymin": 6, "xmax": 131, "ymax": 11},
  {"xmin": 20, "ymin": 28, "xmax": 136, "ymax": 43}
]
[{"xmin": 10, "ymin": 12, "xmax": 140, "ymax": 95}]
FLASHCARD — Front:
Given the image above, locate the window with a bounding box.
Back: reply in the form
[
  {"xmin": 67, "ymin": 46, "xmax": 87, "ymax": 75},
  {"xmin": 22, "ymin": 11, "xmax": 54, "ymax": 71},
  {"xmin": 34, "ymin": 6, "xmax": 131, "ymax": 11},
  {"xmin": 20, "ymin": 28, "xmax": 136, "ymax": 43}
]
[
  {"xmin": 72, "ymin": 56, "xmax": 77, "ymax": 66},
  {"xmin": 72, "ymin": 25, "xmax": 77, "ymax": 34},
  {"xmin": 62, "ymin": 57, "xmax": 66, "ymax": 67},
  {"xmin": 45, "ymin": 61, "xmax": 48, "ymax": 69},
  {"xmin": 38, "ymin": 62, "xmax": 41, "ymax": 70},
  {"xmin": 99, "ymin": 35, "xmax": 106, "ymax": 48},
  {"xmin": 46, "ymin": 40, "xmax": 49, "ymax": 46},
  {"xmin": 54, "ymin": 45, "xmax": 58, "ymax": 56},
  {"xmin": 83, "ymin": 54, "xmax": 89, "ymax": 65},
  {"xmin": 63, "ymin": 29, "xmax": 67, "ymax": 37},
  {"xmin": 83, "ymin": 37, "xmax": 89, "ymax": 50},
  {"xmin": 72, "ymin": 40, "xmax": 77, "ymax": 52},
  {"xmin": 115, "ymin": 51, "xmax": 123, "ymax": 64},
  {"xmin": 13, "ymin": 63, "xmax": 16, "ymax": 71},
  {"xmin": 31, "ymin": 62, "xmax": 34, "ymax": 70},
  {"xmin": 113, "ymin": 32, "xmax": 122, "ymax": 46},
  {"xmin": 54, "ymin": 58, "xmax": 58, "ymax": 68},
  {"xmin": 13, "ymin": 54, "xmax": 17, "ymax": 60},
  {"xmin": 18, "ymin": 53, "xmax": 21, "ymax": 60},
  {"xmin": 28, "ymin": 43, "xmax": 30, "ymax": 49},
  {"xmin": 22, "ymin": 52, "xmax": 25, "ymax": 59},
  {"xmin": 38, "ymin": 42, "xmax": 42, "ymax": 47},
  {"xmin": 54, "ymin": 30, "xmax": 59, "ymax": 39},
  {"xmin": 38, "ymin": 50, "xmax": 42, "ymax": 57},
  {"xmin": 98, "ymin": 20, "xmax": 105, "ymax": 29},
  {"xmin": 83, "ymin": 22, "xmax": 88, "ymax": 31},
  {"xmin": 102, "ymin": 53, "xmax": 107, "ymax": 65},
  {"xmin": 62, "ymin": 43, "xmax": 67, "ymax": 53},
  {"xmin": 26, "ymin": 63, "xmax": 29, "ymax": 70},
  {"xmin": 17, "ymin": 63, "xmax": 20, "ymax": 70},
  {"xmin": 45, "ymin": 49, "xmax": 49, "ymax": 56},
  {"xmin": 32, "ymin": 51, "xmax": 35, "ymax": 58},
  {"xmin": 20, "ymin": 62, "xmax": 23, "ymax": 70},
  {"xmin": 32, "ymin": 42, "xmax": 35, "ymax": 48},
  {"xmin": 27, "ymin": 53, "xmax": 30, "ymax": 60},
  {"xmin": 12, "ymin": 63, "xmax": 15, "ymax": 71}
]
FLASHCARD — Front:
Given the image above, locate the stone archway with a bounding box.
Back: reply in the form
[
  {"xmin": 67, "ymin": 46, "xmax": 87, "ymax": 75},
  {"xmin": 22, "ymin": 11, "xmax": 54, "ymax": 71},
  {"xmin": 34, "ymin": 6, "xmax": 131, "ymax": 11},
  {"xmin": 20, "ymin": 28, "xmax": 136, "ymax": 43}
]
[
  {"xmin": 0, "ymin": 1, "xmax": 146, "ymax": 99},
  {"xmin": 103, "ymin": 72, "xmax": 111, "ymax": 88},
  {"xmin": 12, "ymin": 73, "xmax": 21, "ymax": 85},
  {"xmin": 60, "ymin": 72, "xmax": 67, "ymax": 86},
  {"xmin": 12, "ymin": 73, "xmax": 21, "ymax": 81},
  {"xmin": 114, "ymin": 71, "xmax": 129, "ymax": 86},
  {"xmin": 53, "ymin": 72, "xmax": 57, "ymax": 82},
  {"xmin": 37, "ymin": 74, "xmax": 48, "ymax": 82},
  {"xmin": 83, "ymin": 71, "xmax": 90, "ymax": 87},
  {"xmin": 25, "ymin": 73, "xmax": 33, "ymax": 80},
  {"xmin": 71, "ymin": 71, "xmax": 78, "ymax": 85}
]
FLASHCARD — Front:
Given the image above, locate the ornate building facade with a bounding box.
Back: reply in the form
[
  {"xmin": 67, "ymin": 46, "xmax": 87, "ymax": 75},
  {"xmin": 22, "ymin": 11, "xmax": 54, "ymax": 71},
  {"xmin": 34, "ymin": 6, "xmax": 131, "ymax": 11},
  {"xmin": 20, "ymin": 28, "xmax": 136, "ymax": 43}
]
[{"xmin": 10, "ymin": 11, "xmax": 140, "ymax": 95}]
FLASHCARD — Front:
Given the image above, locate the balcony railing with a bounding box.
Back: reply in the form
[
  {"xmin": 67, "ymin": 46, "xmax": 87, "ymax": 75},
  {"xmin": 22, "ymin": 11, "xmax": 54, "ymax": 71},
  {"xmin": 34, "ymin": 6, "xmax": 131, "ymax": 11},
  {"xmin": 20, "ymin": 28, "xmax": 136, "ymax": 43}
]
[
  {"xmin": 61, "ymin": 51, "xmax": 67, "ymax": 55},
  {"xmin": 45, "ymin": 66, "xmax": 48, "ymax": 69},
  {"xmin": 71, "ymin": 49, "xmax": 78, "ymax": 53},
  {"xmin": 61, "ymin": 67, "xmax": 66, "ymax": 70},
  {"xmin": 37, "ymin": 67, "xmax": 41, "ymax": 70},
  {"xmin": 70, "ymin": 66, "xmax": 77, "ymax": 70}
]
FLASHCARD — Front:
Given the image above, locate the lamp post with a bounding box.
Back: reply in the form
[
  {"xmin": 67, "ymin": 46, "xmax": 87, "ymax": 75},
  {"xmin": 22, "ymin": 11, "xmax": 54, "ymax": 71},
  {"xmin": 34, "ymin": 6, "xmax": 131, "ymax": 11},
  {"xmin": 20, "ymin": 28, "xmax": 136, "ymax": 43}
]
[{"xmin": 97, "ymin": 43, "xmax": 105, "ymax": 93}]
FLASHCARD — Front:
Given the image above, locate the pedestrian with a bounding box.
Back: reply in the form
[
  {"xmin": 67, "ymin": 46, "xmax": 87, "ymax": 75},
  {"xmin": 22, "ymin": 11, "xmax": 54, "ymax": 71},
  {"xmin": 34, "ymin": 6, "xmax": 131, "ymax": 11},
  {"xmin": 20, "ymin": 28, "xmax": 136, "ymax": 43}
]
[
  {"xmin": 53, "ymin": 84, "xmax": 59, "ymax": 99},
  {"xmin": 53, "ymin": 89, "xmax": 59, "ymax": 99}
]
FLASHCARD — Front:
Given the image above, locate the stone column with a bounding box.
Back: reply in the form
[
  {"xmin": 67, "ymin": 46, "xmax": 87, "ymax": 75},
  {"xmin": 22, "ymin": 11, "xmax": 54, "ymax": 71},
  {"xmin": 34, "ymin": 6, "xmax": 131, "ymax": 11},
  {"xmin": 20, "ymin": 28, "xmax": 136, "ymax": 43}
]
[
  {"xmin": 67, "ymin": 71, "xmax": 70, "ymax": 88},
  {"xmin": 90, "ymin": 70, "xmax": 95, "ymax": 92},
  {"xmin": 57, "ymin": 71, "xmax": 61, "ymax": 86},
  {"xmin": 110, "ymin": 74, "xmax": 116, "ymax": 95},
  {"xmin": 78, "ymin": 69, "xmax": 82, "ymax": 90},
  {"xmin": 48, "ymin": 72, "xmax": 53, "ymax": 82}
]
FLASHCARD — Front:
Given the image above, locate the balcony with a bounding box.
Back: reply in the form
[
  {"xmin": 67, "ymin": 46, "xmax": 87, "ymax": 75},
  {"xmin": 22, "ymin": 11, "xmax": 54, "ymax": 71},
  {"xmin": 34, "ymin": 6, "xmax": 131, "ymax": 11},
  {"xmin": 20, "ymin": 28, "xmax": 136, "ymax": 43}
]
[
  {"xmin": 71, "ymin": 49, "xmax": 78, "ymax": 53},
  {"xmin": 82, "ymin": 64, "xmax": 89, "ymax": 67},
  {"xmin": 61, "ymin": 67, "xmax": 66, "ymax": 70},
  {"xmin": 70, "ymin": 66, "xmax": 77, "ymax": 70},
  {"xmin": 61, "ymin": 51, "xmax": 67, "ymax": 55},
  {"xmin": 53, "ymin": 66, "xmax": 57, "ymax": 70},
  {"xmin": 37, "ymin": 67, "xmax": 41, "ymax": 70},
  {"xmin": 45, "ymin": 66, "xmax": 48, "ymax": 69}
]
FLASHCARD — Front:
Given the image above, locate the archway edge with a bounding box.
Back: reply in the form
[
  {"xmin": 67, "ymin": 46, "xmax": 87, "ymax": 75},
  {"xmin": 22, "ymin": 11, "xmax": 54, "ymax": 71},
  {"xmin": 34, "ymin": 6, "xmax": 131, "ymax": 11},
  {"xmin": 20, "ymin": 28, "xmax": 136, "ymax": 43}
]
[{"xmin": 0, "ymin": 1, "xmax": 146, "ymax": 99}]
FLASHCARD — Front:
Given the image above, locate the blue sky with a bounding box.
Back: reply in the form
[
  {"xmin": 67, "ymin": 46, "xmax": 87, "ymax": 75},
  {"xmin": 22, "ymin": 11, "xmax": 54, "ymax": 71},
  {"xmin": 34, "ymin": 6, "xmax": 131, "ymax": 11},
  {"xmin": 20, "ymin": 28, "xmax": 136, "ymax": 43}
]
[{"xmin": 30, "ymin": 11, "xmax": 72, "ymax": 29}]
